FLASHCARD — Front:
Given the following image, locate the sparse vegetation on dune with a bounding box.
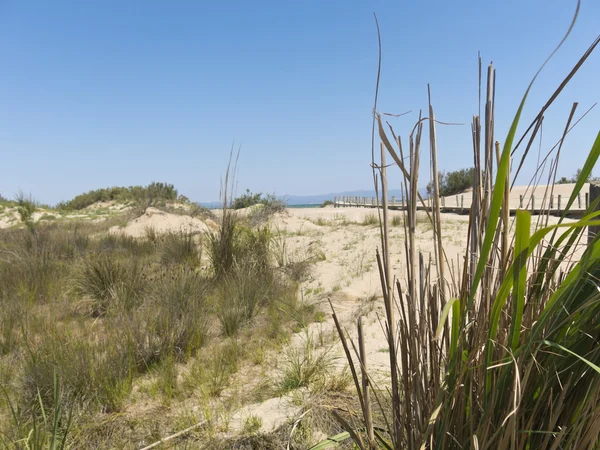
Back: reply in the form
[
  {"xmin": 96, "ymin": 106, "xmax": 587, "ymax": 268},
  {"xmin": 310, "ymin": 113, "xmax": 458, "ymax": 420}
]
[
  {"xmin": 0, "ymin": 155, "xmax": 324, "ymax": 448},
  {"xmin": 55, "ymin": 181, "xmax": 182, "ymax": 211}
]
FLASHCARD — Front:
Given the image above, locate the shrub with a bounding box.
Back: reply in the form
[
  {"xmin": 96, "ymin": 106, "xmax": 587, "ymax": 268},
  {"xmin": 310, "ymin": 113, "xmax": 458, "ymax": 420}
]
[
  {"xmin": 217, "ymin": 264, "xmax": 272, "ymax": 336},
  {"xmin": 426, "ymin": 167, "xmax": 476, "ymax": 197},
  {"xmin": 207, "ymin": 210, "xmax": 241, "ymax": 276},
  {"xmin": 72, "ymin": 255, "xmax": 146, "ymax": 316},
  {"xmin": 15, "ymin": 191, "xmax": 37, "ymax": 234},
  {"xmin": 237, "ymin": 226, "xmax": 272, "ymax": 273},
  {"xmin": 57, "ymin": 182, "xmax": 180, "ymax": 211},
  {"xmin": 232, "ymin": 189, "xmax": 263, "ymax": 210},
  {"xmin": 148, "ymin": 268, "xmax": 211, "ymax": 359},
  {"xmin": 159, "ymin": 231, "xmax": 201, "ymax": 266},
  {"xmin": 320, "ymin": 200, "xmax": 334, "ymax": 207}
]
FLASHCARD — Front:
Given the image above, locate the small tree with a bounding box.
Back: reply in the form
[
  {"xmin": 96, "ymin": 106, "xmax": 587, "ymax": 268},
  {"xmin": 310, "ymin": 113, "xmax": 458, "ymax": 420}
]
[{"xmin": 427, "ymin": 168, "xmax": 476, "ymax": 197}]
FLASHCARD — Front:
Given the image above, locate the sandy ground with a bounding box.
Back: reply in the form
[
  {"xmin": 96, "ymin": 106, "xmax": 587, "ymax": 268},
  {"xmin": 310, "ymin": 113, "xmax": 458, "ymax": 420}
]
[{"xmin": 109, "ymin": 207, "xmax": 217, "ymax": 237}]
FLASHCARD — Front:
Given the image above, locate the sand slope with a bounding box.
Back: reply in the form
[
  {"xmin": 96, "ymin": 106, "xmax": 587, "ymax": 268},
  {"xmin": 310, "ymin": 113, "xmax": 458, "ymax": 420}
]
[{"xmin": 110, "ymin": 207, "xmax": 217, "ymax": 237}]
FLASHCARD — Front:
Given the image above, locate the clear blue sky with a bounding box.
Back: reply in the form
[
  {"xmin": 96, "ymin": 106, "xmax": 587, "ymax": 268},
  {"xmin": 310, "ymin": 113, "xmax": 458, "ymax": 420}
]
[{"xmin": 1, "ymin": 0, "xmax": 598, "ymax": 205}]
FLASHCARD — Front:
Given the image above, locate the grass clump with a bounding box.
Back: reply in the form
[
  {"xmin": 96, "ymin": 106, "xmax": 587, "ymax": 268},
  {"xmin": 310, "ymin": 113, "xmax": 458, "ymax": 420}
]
[
  {"xmin": 148, "ymin": 267, "xmax": 211, "ymax": 358},
  {"xmin": 158, "ymin": 230, "xmax": 201, "ymax": 266},
  {"xmin": 15, "ymin": 191, "xmax": 37, "ymax": 234},
  {"xmin": 217, "ymin": 264, "xmax": 272, "ymax": 336},
  {"xmin": 243, "ymin": 415, "xmax": 263, "ymax": 434},
  {"xmin": 279, "ymin": 332, "xmax": 334, "ymax": 394},
  {"xmin": 207, "ymin": 211, "xmax": 240, "ymax": 276},
  {"xmin": 72, "ymin": 254, "xmax": 146, "ymax": 316},
  {"xmin": 361, "ymin": 213, "xmax": 378, "ymax": 226}
]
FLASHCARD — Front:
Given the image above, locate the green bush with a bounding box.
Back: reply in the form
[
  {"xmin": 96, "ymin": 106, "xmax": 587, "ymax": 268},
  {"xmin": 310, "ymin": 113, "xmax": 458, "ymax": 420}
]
[
  {"xmin": 319, "ymin": 200, "xmax": 334, "ymax": 207},
  {"xmin": 426, "ymin": 167, "xmax": 476, "ymax": 197},
  {"xmin": 56, "ymin": 182, "xmax": 180, "ymax": 211},
  {"xmin": 232, "ymin": 189, "xmax": 263, "ymax": 210}
]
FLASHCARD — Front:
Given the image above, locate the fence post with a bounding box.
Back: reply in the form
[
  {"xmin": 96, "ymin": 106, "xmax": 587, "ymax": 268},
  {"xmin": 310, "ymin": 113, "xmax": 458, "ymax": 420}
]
[
  {"xmin": 519, "ymin": 195, "xmax": 523, "ymax": 209},
  {"xmin": 578, "ymin": 193, "xmax": 582, "ymax": 209},
  {"xmin": 589, "ymin": 183, "xmax": 600, "ymax": 244},
  {"xmin": 586, "ymin": 192, "xmax": 589, "ymax": 209},
  {"xmin": 550, "ymin": 195, "xmax": 554, "ymax": 209},
  {"xmin": 461, "ymin": 195, "xmax": 464, "ymax": 212},
  {"xmin": 531, "ymin": 196, "xmax": 535, "ymax": 213},
  {"xmin": 558, "ymin": 195, "xmax": 562, "ymax": 215}
]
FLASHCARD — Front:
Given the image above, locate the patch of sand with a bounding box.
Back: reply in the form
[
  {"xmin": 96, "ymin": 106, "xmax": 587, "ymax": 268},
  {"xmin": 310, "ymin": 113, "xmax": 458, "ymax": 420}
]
[{"xmin": 110, "ymin": 207, "xmax": 216, "ymax": 237}]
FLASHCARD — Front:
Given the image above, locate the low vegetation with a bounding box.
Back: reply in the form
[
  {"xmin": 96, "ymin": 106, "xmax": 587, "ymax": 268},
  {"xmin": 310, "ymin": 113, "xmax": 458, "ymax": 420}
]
[
  {"xmin": 0, "ymin": 203, "xmax": 320, "ymax": 447},
  {"xmin": 55, "ymin": 181, "xmax": 182, "ymax": 211},
  {"xmin": 557, "ymin": 167, "xmax": 600, "ymax": 184}
]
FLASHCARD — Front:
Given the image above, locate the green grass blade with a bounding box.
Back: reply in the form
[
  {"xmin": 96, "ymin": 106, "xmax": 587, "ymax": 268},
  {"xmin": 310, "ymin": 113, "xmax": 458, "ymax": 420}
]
[
  {"xmin": 330, "ymin": 410, "xmax": 366, "ymax": 450},
  {"xmin": 468, "ymin": 5, "xmax": 581, "ymax": 309},
  {"xmin": 435, "ymin": 298, "xmax": 458, "ymax": 340},
  {"xmin": 509, "ymin": 210, "xmax": 530, "ymax": 351},
  {"xmin": 468, "ymin": 83, "xmax": 530, "ymax": 310},
  {"xmin": 374, "ymin": 429, "xmax": 394, "ymax": 450},
  {"xmin": 486, "ymin": 214, "xmax": 600, "ymax": 393},
  {"xmin": 309, "ymin": 431, "xmax": 351, "ymax": 449},
  {"xmin": 543, "ymin": 340, "xmax": 600, "ymax": 374}
]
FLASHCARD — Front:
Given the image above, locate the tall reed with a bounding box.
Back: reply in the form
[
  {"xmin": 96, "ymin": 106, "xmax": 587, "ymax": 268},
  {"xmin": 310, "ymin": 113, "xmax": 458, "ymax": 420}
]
[{"xmin": 327, "ymin": 6, "xmax": 600, "ymax": 449}]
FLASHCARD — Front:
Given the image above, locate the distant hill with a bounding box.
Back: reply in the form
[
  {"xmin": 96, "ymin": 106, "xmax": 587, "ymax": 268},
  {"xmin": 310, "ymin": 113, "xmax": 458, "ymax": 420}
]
[{"xmin": 199, "ymin": 188, "xmax": 429, "ymax": 208}]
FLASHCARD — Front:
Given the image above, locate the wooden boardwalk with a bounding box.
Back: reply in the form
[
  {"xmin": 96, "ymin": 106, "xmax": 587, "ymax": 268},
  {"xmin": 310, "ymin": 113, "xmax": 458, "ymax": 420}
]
[{"xmin": 333, "ymin": 183, "xmax": 591, "ymax": 219}]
